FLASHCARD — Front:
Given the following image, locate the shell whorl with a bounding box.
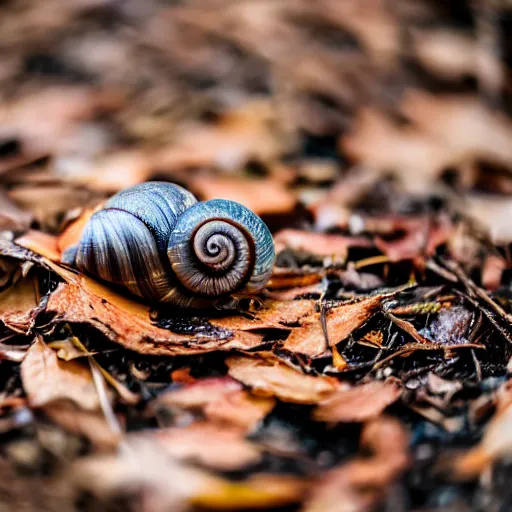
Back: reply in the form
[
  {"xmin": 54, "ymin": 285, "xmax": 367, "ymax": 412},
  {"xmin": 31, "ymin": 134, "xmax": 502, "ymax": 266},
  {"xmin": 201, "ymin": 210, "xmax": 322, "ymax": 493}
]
[{"xmin": 64, "ymin": 182, "xmax": 275, "ymax": 307}]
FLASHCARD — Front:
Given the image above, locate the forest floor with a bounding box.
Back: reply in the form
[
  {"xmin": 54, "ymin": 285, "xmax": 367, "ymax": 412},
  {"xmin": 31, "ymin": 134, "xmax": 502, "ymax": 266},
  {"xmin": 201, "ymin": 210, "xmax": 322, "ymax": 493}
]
[{"xmin": 1, "ymin": 1, "xmax": 512, "ymax": 511}]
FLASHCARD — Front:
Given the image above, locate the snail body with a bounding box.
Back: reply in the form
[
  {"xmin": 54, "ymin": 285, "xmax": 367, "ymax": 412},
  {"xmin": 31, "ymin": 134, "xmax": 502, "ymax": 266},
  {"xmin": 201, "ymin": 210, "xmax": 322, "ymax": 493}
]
[{"xmin": 62, "ymin": 182, "xmax": 275, "ymax": 307}]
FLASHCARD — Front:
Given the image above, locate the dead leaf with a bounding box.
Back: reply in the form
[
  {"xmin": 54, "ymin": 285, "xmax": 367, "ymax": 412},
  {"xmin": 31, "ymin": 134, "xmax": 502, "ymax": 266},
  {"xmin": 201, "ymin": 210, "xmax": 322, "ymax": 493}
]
[
  {"xmin": 154, "ymin": 377, "xmax": 243, "ymax": 410},
  {"xmin": 464, "ymin": 195, "xmax": 512, "ymax": 244},
  {"xmin": 21, "ymin": 337, "xmax": 106, "ymax": 411},
  {"xmin": 204, "ymin": 391, "xmax": 275, "ymax": 433},
  {"xmin": 274, "ymin": 229, "xmax": 371, "ymax": 259},
  {"xmin": 285, "ymin": 295, "xmax": 383, "ymax": 356},
  {"xmin": 267, "ymin": 268, "xmax": 325, "ymax": 291},
  {"xmin": 226, "ymin": 353, "xmax": 339, "ymax": 404},
  {"xmin": 187, "ymin": 174, "xmax": 296, "ymax": 216},
  {"xmin": 211, "ymin": 299, "xmax": 317, "ymax": 331},
  {"xmin": 156, "ymin": 100, "xmax": 287, "ymax": 172},
  {"xmin": 153, "ymin": 377, "xmax": 275, "ymax": 432},
  {"xmin": 15, "ymin": 230, "xmax": 61, "ymax": 261},
  {"xmin": 150, "ymin": 422, "xmax": 262, "ymax": 470},
  {"xmin": 313, "ymin": 380, "xmax": 402, "ymax": 423},
  {"xmin": 482, "ymin": 254, "xmax": 506, "ymax": 291},
  {"xmin": 0, "ymin": 273, "xmax": 39, "ymax": 333},
  {"xmin": 341, "ymin": 108, "xmax": 453, "ymax": 192},
  {"xmin": 44, "ymin": 401, "xmax": 120, "ymax": 450},
  {"xmin": 44, "ymin": 275, "xmax": 265, "ymax": 356},
  {"xmin": 451, "ymin": 382, "xmax": 512, "ymax": 479}
]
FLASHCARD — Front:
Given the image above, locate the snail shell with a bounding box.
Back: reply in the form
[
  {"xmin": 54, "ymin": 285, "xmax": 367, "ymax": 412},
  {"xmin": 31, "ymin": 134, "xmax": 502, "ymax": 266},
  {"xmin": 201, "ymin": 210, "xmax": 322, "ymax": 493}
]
[{"xmin": 62, "ymin": 182, "xmax": 275, "ymax": 307}]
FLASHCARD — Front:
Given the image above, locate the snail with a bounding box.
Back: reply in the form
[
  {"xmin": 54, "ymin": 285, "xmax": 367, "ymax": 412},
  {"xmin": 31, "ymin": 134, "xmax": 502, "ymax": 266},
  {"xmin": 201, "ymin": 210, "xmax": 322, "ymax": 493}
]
[{"xmin": 62, "ymin": 182, "xmax": 275, "ymax": 308}]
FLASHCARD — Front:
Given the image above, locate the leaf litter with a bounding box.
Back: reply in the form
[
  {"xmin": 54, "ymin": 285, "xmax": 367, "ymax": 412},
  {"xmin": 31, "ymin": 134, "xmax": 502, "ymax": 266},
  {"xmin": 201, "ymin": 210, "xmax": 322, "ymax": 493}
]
[{"xmin": 0, "ymin": 0, "xmax": 512, "ymax": 510}]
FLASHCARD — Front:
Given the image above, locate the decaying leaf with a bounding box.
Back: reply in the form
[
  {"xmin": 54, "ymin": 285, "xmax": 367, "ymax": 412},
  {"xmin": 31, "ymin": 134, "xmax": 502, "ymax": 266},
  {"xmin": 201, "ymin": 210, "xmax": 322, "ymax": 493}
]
[
  {"xmin": 0, "ymin": 273, "xmax": 39, "ymax": 333},
  {"xmin": 154, "ymin": 377, "xmax": 275, "ymax": 433},
  {"xmin": 45, "ymin": 276, "xmax": 265, "ymax": 356},
  {"xmin": 149, "ymin": 422, "xmax": 263, "ymax": 470},
  {"xmin": 21, "ymin": 337, "xmax": 106, "ymax": 411},
  {"xmin": 313, "ymin": 380, "xmax": 402, "ymax": 423},
  {"xmin": 274, "ymin": 229, "xmax": 371, "ymax": 259},
  {"xmin": 226, "ymin": 353, "xmax": 339, "ymax": 404},
  {"xmin": 187, "ymin": 175, "xmax": 297, "ymax": 216},
  {"xmin": 44, "ymin": 401, "xmax": 120, "ymax": 450},
  {"xmin": 284, "ymin": 295, "xmax": 383, "ymax": 357}
]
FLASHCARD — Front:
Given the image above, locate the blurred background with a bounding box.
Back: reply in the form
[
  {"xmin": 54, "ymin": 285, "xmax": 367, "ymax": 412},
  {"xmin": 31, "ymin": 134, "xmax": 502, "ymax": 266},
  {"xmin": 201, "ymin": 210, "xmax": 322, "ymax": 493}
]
[{"xmin": 1, "ymin": 0, "xmax": 512, "ymax": 246}]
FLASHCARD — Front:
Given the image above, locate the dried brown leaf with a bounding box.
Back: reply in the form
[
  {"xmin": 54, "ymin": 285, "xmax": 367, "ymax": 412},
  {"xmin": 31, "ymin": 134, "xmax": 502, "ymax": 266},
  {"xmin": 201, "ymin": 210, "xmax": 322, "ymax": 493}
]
[
  {"xmin": 413, "ymin": 30, "xmax": 503, "ymax": 90},
  {"xmin": 150, "ymin": 422, "xmax": 262, "ymax": 470},
  {"xmin": 313, "ymin": 380, "xmax": 402, "ymax": 423},
  {"xmin": 226, "ymin": 353, "xmax": 339, "ymax": 404},
  {"xmin": 341, "ymin": 108, "xmax": 453, "ymax": 192},
  {"xmin": 44, "ymin": 401, "xmax": 120, "ymax": 450},
  {"xmin": 187, "ymin": 175, "xmax": 296, "ymax": 216},
  {"xmin": 211, "ymin": 299, "xmax": 317, "ymax": 331},
  {"xmin": 0, "ymin": 188, "xmax": 32, "ymax": 231},
  {"xmin": 204, "ymin": 391, "xmax": 275, "ymax": 433},
  {"xmin": 21, "ymin": 337, "xmax": 106, "ymax": 411},
  {"xmin": 154, "ymin": 376, "xmax": 274, "ymax": 432},
  {"xmin": 45, "ymin": 274, "xmax": 264, "ymax": 356},
  {"xmin": 402, "ymin": 91, "xmax": 512, "ymax": 168},
  {"xmin": 274, "ymin": 229, "xmax": 371, "ymax": 259},
  {"xmin": 0, "ymin": 273, "xmax": 39, "ymax": 333}
]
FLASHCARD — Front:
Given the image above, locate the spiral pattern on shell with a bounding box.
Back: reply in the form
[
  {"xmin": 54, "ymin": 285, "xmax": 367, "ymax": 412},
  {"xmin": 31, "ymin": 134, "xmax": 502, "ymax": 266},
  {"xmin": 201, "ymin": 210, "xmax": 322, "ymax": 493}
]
[{"xmin": 62, "ymin": 182, "xmax": 275, "ymax": 308}]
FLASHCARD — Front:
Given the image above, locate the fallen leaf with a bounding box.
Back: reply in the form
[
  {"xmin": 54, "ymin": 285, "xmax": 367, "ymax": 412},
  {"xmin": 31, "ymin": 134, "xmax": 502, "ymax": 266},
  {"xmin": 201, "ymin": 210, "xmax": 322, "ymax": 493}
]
[
  {"xmin": 15, "ymin": 230, "xmax": 61, "ymax": 261},
  {"xmin": 44, "ymin": 401, "xmax": 120, "ymax": 450},
  {"xmin": 284, "ymin": 295, "xmax": 383, "ymax": 356},
  {"xmin": 451, "ymin": 383, "xmax": 512, "ymax": 479},
  {"xmin": 341, "ymin": 108, "xmax": 453, "ymax": 192},
  {"xmin": 274, "ymin": 229, "xmax": 371, "ymax": 259},
  {"xmin": 267, "ymin": 267, "xmax": 325, "ymax": 291},
  {"xmin": 313, "ymin": 380, "xmax": 402, "ymax": 423},
  {"xmin": 21, "ymin": 337, "xmax": 105, "ymax": 411},
  {"xmin": 482, "ymin": 254, "xmax": 506, "ymax": 291},
  {"xmin": 187, "ymin": 175, "xmax": 296, "ymax": 216},
  {"xmin": 156, "ymin": 100, "xmax": 287, "ymax": 172},
  {"xmin": 226, "ymin": 353, "xmax": 339, "ymax": 404},
  {"xmin": 464, "ymin": 195, "xmax": 512, "ymax": 244},
  {"xmin": 154, "ymin": 377, "xmax": 243, "ymax": 410},
  {"xmin": 45, "ymin": 276, "xmax": 265, "ymax": 356},
  {"xmin": 204, "ymin": 391, "xmax": 275, "ymax": 433},
  {"xmin": 0, "ymin": 273, "xmax": 39, "ymax": 333},
  {"xmin": 153, "ymin": 377, "xmax": 275, "ymax": 432},
  {"xmin": 150, "ymin": 422, "xmax": 262, "ymax": 470},
  {"xmin": 211, "ymin": 299, "xmax": 317, "ymax": 331}
]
